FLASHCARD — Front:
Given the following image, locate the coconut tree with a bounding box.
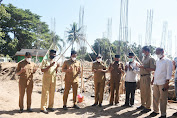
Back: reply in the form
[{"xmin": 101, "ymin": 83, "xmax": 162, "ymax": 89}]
[{"xmin": 66, "ymin": 22, "xmax": 83, "ymax": 51}]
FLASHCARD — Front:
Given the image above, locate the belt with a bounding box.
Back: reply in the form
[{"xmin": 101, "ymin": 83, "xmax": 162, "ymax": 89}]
[{"xmin": 141, "ymin": 74, "xmax": 150, "ymax": 77}]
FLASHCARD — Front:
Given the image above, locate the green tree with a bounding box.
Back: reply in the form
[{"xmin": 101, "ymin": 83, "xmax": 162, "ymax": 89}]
[
  {"xmin": 66, "ymin": 22, "xmax": 83, "ymax": 51},
  {"xmin": 0, "ymin": 4, "xmax": 55, "ymax": 56},
  {"xmin": 84, "ymin": 39, "xmax": 157, "ymax": 64},
  {"xmin": 77, "ymin": 46, "xmax": 87, "ymax": 60},
  {"xmin": 38, "ymin": 31, "xmax": 65, "ymax": 53},
  {"xmin": 0, "ymin": 4, "xmax": 10, "ymax": 39}
]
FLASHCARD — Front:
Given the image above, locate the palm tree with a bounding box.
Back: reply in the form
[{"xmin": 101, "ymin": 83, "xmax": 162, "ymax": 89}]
[
  {"xmin": 51, "ymin": 31, "xmax": 65, "ymax": 53},
  {"xmin": 66, "ymin": 22, "xmax": 83, "ymax": 51}
]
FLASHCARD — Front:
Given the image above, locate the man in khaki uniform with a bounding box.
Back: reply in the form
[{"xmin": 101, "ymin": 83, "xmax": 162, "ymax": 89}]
[
  {"xmin": 40, "ymin": 50, "xmax": 60, "ymax": 114},
  {"xmin": 62, "ymin": 50, "xmax": 81, "ymax": 110},
  {"xmin": 109, "ymin": 55, "xmax": 124, "ymax": 105},
  {"xmin": 137, "ymin": 46, "xmax": 156, "ymax": 113},
  {"xmin": 16, "ymin": 52, "xmax": 37, "ymax": 113},
  {"xmin": 92, "ymin": 54, "xmax": 108, "ymax": 107}
]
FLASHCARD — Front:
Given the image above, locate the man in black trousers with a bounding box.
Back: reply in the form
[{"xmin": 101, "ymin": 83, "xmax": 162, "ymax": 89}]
[{"xmin": 123, "ymin": 53, "xmax": 140, "ymax": 107}]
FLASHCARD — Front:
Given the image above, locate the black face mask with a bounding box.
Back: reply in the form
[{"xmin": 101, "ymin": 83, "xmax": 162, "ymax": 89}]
[
  {"xmin": 115, "ymin": 61, "xmax": 119, "ymax": 64},
  {"xmin": 50, "ymin": 55, "xmax": 55, "ymax": 59}
]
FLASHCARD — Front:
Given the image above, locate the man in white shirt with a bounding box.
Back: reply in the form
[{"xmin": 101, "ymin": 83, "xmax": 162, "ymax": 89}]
[
  {"xmin": 150, "ymin": 48, "xmax": 173, "ymax": 118},
  {"xmin": 123, "ymin": 53, "xmax": 140, "ymax": 107},
  {"xmin": 172, "ymin": 57, "xmax": 177, "ymax": 116}
]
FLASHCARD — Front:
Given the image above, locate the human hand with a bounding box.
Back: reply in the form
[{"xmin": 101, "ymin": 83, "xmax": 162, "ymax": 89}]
[
  {"xmin": 67, "ymin": 66, "xmax": 73, "ymax": 72},
  {"xmin": 21, "ymin": 68, "xmax": 26, "ymax": 73},
  {"xmin": 109, "ymin": 66, "xmax": 114, "ymax": 71},
  {"xmin": 50, "ymin": 62, "xmax": 55, "ymax": 67}
]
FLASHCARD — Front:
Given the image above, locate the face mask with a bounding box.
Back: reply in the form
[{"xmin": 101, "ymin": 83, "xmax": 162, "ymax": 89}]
[
  {"xmin": 71, "ymin": 57, "xmax": 76, "ymax": 61},
  {"xmin": 115, "ymin": 61, "xmax": 119, "ymax": 64},
  {"xmin": 142, "ymin": 53, "xmax": 145, "ymax": 57},
  {"xmin": 50, "ymin": 55, "xmax": 55, "ymax": 59},
  {"xmin": 129, "ymin": 58, "xmax": 133, "ymax": 62},
  {"xmin": 157, "ymin": 54, "xmax": 163, "ymax": 59},
  {"xmin": 25, "ymin": 58, "xmax": 31, "ymax": 63},
  {"xmin": 97, "ymin": 58, "xmax": 102, "ymax": 63}
]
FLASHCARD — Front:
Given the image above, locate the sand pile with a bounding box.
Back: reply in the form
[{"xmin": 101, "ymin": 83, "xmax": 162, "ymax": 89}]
[
  {"xmin": 168, "ymin": 79, "xmax": 176, "ymax": 100},
  {"xmin": 0, "ymin": 62, "xmax": 18, "ymax": 81}
]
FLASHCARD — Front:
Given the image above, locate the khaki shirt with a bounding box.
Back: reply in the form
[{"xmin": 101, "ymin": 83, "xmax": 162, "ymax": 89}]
[
  {"xmin": 110, "ymin": 61, "xmax": 124, "ymax": 83},
  {"xmin": 16, "ymin": 59, "xmax": 36, "ymax": 80},
  {"xmin": 41, "ymin": 59, "xmax": 57, "ymax": 82},
  {"xmin": 92, "ymin": 61, "xmax": 106, "ymax": 82},
  {"xmin": 62, "ymin": 59, "xmax": 81, "ymax": 83},
  {"xmin": 140, "ymin": 55, "xmax": 156, "ymax": 75}
]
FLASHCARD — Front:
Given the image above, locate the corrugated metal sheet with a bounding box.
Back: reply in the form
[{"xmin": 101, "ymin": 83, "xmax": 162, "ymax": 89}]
[{"xmin": 15, "ymin": 49, "xmax": 48, "ymax": 57}]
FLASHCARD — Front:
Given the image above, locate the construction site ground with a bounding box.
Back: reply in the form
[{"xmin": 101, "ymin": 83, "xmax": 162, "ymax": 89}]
[{"xmin": 0, "ymin": 62, "xmax": 177, "ymax": 118}]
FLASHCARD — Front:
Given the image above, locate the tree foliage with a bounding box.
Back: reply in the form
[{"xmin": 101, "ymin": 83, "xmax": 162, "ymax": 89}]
[
  {"xmin": 66, "ymin": 22, "xmax": 83, "ymax": 51},
  {"xmin": 0, "ymin": 4, "xmax": 64, "ymax": 57},
  {"xmin": 78, "ymin": 38, "xmax": 156, "ymax": 64},
  {"xmin": 0, "ymin": 4, "xmax": 10, "ymax": 39}
]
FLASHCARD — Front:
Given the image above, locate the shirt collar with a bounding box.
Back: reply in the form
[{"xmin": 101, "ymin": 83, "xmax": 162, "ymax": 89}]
[
  {"xmin": 159, "ymin": 56, "xmax": 166, "ymax": 60},
  {"xmin": 145, "ymin": 54, "xmax": 150, "ymax": 58},
  {"xmin": 113, "ymin": 61, "xmax": 119, "ymax": 65},
  {"xmin": 70, "ymin": 58, "xmax": 76, "ymax": 63}
]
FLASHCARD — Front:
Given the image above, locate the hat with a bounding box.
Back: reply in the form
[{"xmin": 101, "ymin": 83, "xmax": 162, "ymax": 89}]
[
  {"xmin": 71, "ymin": 50, "xmax": 77, "ymax": 55},
  {"xmin": 115, "ymin": 55, "xmax": 120, "ymax": 58},
  {"xmin": 97, "ymin": 54, "xmax": 102, "ymax": 58},
  {"xmin": 50, "ymin": 49, "xmax": 56, "ymax": 54},
  {"xmin": 129, "ymin": 53, "xmax": 134, "ymax": 56}
]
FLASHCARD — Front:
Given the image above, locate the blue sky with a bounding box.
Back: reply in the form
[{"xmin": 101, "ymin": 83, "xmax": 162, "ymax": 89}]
[{"xmin": 3, "ymin": 0, "xmax": 177, "ymax": 57}]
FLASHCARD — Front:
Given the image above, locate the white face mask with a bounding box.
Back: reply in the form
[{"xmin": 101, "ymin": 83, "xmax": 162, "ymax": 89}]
[
  {"xmin": 129, "ymin": 58, "xmax": 133, "ymax": 62},
  {"xmin": 71, "ymin": 57, "xmax": 76, "ymax": 61},
  {"xmin": 142, "ymin": 53, "xmax": 145, "ymax": 57},
  {"xmin": 25, "ymin": 58, "xmax": 31, "ymax": 63},
  {"xmin": 97, "ymin": 58, "xmax": 102, "ymax": 62},
  {"xmin": 157, "ymin": 54, "xmax": 163, "ymax": 59}
]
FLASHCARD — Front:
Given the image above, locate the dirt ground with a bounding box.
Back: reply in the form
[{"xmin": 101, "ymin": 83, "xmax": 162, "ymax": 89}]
[{"xmin": 0, "ymin": 62, "xmax": 177, "ymax": 118}]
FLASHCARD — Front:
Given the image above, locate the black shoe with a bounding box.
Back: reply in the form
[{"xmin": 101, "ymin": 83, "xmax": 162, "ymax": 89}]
[
  {"xmin": 63, "ymin": 105, "xmax": 68, "ymax": 110},
  {"xmin": 137, "ymin": 105, "xmax": 144, "ymax": 110},
  {"xmin": 122, "ymin": 104, "xmax": 131, "ymax": 107},
  {"xmin": 109, "ymin": 103, "xmax": 113, "ymax": 106},
  {"xmin": 98, "ymin": 104, "xmax": 102, "ymax": 107},
  {"xmin": 115, "ymin": 102, "xmax": 119, "ymax": 105},
  {"xmin": 92, "ymin": 103, "xmax": 98, "ymax": 106},
  {"xmin": 19, "ymin": 109, "xmax": 23, "ymax": 113},
  {"xmin": 47, "ymin": 108, "xmax": 55, "ymax": 112},
  {"xmin": 150, "ymin": 112, "xmax": 159, "ymax": 117},
  {"xmin": 27, "ymin": 108, "xmax": 33, "ymax": 112},
  {"xmin": 173, "ymin": 112, "xmax": 177, "ymax": 116},
  {"xmin": 141, "ymin": 108, "xmax": 151, "ymax": 113},
  {"xmin": 159, "ymin": 115, "xmax": 166, "ymax": 118},
  {"xmin": 40, "ymin": 109, "xmax": 48, "ymax": 114},
  {"xmin": 73, "ymin": 104, "xmax": 80, "ymax": 109},
  {"xmin": 130, "ymin": 104, "xmax": 134, "ymax": 107}
]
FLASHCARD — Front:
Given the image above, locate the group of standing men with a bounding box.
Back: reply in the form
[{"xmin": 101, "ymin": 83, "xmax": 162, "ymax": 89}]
[{"xmin": 16, "ymin": 46, "xmax": 174, "ymax": 118}]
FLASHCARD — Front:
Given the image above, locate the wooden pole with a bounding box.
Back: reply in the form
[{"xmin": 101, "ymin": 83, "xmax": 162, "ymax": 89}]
[
  {"xmin": 35, "ymin": 51, "xmax": 38, "ymax": 63},
  {"xmin": 40, "ymin": 43, "xmax": 54, "ymax": 67},
  {"xmin": 128, "ymin": 46, "xmax": 143, "ymax": 65},
  {"xmin": 88, "ymin": 53, "xmax": 93, "ymax": 62},
  {"xmin": 83, "ymin": 38, "xmax": 97, "ymax": 55},
  {"xmin": 80, "ymin": 64, "xmax": 84, "ymax": 93},
  {"xmin": 55, "ymin": 41, "xmax": 74, "ymax": 62}
]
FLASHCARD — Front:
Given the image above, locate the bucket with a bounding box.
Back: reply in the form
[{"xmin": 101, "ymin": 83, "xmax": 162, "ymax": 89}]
[{"xmin": 77, "ymin": 94, "xmax": 84, "ymax": 103}]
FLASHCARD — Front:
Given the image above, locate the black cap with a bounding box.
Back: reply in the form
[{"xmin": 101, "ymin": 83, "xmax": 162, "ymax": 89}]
[
  {"xmin": 97, "ymin": 54, "xmax": 102, "ymax": 58},
  {"xmin": 129, "ymin": 53, "xmax": 134, "ymax": 56},
  {"xmin": 50, "ymin": 49, "xmax": 56, "ymax": 54},
  {"xmin": 71, "ymin": 50, "xmax": 77, "ymax": 55},
  {"xmin": 115, "ymin": 55, "xmax": 120, "ymax": 58},
  {"xmin": 25, "ymin": 52, "xmax": 32, "ymax": 56}
]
